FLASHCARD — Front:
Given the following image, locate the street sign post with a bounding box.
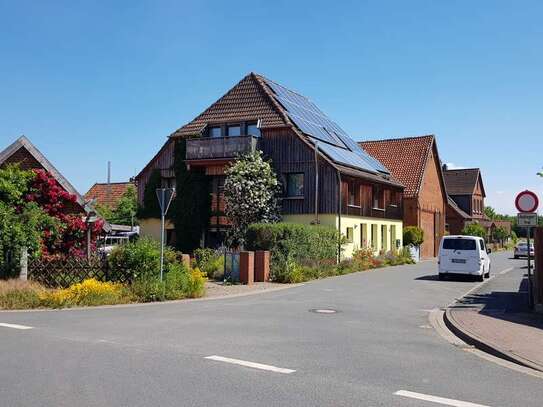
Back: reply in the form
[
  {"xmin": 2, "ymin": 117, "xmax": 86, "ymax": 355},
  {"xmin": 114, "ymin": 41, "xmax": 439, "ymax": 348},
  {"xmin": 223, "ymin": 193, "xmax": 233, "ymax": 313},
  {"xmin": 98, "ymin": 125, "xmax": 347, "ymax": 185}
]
[
  {"xmin": 156, "ymin": 188, "xmax": 175, "ymax": 281},
  {"xmin": 515, "ymin": 190, "xmax": 539, "ymax": 310}
]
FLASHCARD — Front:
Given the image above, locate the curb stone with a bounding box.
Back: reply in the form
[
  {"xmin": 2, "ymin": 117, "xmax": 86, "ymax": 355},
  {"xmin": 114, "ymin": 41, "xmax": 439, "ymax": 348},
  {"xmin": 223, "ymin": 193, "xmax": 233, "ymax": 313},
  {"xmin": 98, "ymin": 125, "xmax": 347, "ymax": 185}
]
[{"xmin": 444, "ymin": 308, "xmax": 543, "ymax": 373}]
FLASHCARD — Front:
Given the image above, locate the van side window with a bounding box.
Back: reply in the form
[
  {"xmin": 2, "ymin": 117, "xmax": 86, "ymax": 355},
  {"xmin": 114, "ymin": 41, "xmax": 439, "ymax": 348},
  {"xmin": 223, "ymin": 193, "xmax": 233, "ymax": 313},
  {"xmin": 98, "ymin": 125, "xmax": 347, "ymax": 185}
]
[{"xmin": 480, "ymin": 239, "xmax": 485, "ymax": 251}]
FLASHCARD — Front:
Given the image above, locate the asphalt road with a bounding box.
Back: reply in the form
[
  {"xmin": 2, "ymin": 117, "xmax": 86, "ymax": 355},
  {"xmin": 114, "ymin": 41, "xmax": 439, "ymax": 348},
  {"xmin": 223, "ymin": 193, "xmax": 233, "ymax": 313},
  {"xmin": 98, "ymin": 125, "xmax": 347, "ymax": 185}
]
[{"xmin": 1, "ymin": 251, "xmax": 541, "ymax": 407}]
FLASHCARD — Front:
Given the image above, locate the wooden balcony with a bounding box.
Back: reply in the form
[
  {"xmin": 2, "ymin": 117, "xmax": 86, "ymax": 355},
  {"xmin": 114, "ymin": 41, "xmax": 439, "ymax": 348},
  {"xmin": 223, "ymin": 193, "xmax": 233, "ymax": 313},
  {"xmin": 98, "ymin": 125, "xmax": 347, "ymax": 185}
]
[{"xmin": 186, "ymin": 136, "xmax": 258, "ymax": 161}]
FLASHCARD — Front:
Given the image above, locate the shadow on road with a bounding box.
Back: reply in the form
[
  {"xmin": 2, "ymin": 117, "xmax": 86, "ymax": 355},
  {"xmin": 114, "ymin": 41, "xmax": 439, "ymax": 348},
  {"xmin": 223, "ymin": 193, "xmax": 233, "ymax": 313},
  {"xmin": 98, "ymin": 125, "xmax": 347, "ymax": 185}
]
[
  {"xmin": 415, "ymin": 274, "xmax": 475, "ymax": 283},
  {"xmin": 452, "ymin": 275, "xmax": 543, "ymax": 330}
]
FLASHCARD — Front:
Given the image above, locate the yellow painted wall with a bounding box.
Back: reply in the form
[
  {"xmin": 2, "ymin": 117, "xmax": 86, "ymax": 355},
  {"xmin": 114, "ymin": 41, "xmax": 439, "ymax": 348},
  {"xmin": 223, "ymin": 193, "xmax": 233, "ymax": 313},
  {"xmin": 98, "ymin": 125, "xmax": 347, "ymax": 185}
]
[
  {"xmin": 139, "ymin": 218, "xmax": 175, "ymax": 242},
  {"xmin": 282, "ymin": 214, "xmax": 403, "ymax": 258}
]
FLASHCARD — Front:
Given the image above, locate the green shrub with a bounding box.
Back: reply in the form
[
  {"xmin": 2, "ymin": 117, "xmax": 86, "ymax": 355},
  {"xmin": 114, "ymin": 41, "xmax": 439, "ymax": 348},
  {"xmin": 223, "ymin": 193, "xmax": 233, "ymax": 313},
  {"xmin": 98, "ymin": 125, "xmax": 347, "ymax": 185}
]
[
  {"xmin": 246, "ymin": 223, "xmax": 340, "ymax": 282},
  {"xmin": 164, "ymin": 262, "xmax": 189, "ymax": 300},
  {"xmin": 130, "ymin": 278, "xmax": 166, "ymax": 302},
  {"xmin": 462, "ymin": 222, "xmax": 487, "ymax": 239},
  {"xmin": 194, "ymin": 248, "xmax": 225, "ymax": 280},
  {"xmin": 403, "ymin": 226, "xmax": 424, "ymax": 246},
  {"xmin": 109, "ymin": 237, "xmax": 178, "ymax": 281}
]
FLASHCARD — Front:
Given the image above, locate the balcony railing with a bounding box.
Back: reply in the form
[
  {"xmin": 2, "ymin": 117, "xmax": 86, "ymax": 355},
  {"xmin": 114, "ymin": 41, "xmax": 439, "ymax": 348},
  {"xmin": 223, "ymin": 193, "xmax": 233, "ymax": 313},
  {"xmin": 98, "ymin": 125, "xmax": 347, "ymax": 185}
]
[{"xmin": 186, "ymin": 136, "xmax": 258, "ymax": 160}]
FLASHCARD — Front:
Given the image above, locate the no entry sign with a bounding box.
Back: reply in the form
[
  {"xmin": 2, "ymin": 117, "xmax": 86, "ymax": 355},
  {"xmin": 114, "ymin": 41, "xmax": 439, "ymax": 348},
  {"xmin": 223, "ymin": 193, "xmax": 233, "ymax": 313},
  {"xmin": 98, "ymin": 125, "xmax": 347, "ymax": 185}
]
[{"xmin": 515, "ymin": 190, "xmax": 539, "ymax": 213}]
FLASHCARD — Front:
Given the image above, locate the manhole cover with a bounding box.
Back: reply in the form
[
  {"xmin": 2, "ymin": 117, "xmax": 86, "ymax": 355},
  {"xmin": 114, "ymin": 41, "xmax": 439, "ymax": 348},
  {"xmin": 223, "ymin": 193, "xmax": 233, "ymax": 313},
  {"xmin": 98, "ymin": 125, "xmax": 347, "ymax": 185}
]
[{"xmin": 309, "ymin": 309, "xmax": 338, "ymax": 314}]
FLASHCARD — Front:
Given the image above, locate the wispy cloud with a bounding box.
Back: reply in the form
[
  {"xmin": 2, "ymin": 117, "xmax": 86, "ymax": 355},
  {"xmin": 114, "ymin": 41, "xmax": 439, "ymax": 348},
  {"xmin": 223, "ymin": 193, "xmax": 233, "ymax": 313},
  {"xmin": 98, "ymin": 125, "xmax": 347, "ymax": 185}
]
[{"xmin": 444, "ymin": 162, "xmax": 466, "ymax": 170}]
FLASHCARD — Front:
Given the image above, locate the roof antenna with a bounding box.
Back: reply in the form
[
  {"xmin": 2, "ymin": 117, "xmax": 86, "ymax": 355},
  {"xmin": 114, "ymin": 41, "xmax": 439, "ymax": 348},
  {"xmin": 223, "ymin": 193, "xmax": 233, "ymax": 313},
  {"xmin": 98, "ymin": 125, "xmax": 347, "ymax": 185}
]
[{"xmin": 107, "ymin": 161, "xmax": 111, "ymax": 206}]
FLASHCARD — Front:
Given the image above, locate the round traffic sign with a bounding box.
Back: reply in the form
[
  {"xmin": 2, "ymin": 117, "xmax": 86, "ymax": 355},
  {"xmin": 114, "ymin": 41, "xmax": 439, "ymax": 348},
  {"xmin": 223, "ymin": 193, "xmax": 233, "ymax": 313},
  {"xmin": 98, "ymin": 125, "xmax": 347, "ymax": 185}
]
[{"xmin": 515, "ymin": 190, "xmax": 539, "ymax": 213}]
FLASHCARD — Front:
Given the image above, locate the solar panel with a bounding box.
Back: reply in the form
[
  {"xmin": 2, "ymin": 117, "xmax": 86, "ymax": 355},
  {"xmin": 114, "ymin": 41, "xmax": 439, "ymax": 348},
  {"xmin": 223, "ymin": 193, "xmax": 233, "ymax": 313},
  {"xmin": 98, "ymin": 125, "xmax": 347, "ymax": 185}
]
[
  {"xmin": 316, "ymin": 142, "xmax": 377, "ymax": 173},
  {"xmin": 263, "ymin": 77, "xmax": 390, "ymax": 175}
]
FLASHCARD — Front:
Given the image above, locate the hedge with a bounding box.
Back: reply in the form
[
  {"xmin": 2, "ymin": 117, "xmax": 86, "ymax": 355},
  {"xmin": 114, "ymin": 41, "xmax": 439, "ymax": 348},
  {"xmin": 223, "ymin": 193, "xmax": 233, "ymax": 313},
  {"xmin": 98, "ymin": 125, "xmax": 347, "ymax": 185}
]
[{"xmin": 246, "ymin": 223, "xmax": 340, "ymax": 282}]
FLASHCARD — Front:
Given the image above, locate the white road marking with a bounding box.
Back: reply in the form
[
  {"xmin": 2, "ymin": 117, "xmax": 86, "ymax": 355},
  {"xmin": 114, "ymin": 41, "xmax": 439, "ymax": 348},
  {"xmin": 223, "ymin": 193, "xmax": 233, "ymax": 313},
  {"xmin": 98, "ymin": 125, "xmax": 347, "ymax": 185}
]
[
  {"xmin": 204, "ymin": 355, "xmax": 296, "ymax": 374},
  {"xmin": 395, "ymin": 390, "xmax": 490, "ymax": 407},
  {"xmin": 0, "ymin": 322, "xmax": 33, "ymax": 330},
  {"xmin": 499, "ymin": 267, "xmax": 514, "ymax": 275}
]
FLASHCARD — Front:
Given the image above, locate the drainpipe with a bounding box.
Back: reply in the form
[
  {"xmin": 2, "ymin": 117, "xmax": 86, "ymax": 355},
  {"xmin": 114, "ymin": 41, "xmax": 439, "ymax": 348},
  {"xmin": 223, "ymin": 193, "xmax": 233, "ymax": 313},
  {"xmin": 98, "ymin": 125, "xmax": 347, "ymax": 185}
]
[
  {"xmin": 314, "ymin": 141, "xmax": 319, "ymax": 224},
  {"xmin": 336, "ymin": 169, "xmax": 342, "ymax": 264}
]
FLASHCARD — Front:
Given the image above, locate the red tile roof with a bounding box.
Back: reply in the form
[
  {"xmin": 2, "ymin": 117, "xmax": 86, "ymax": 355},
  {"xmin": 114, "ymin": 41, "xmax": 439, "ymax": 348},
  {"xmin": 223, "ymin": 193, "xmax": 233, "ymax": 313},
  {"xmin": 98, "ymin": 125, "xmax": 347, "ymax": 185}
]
[
  {"xmin": 359, "ymin": 135, "xmax": 436, "ymax": 198},
  {"xmin": 85, "ymin": 182, "xmax": 136, "ymax": 208},
  {"xmin": 171, "ymin": 73, "xmax": 288, "ymax": 138}
]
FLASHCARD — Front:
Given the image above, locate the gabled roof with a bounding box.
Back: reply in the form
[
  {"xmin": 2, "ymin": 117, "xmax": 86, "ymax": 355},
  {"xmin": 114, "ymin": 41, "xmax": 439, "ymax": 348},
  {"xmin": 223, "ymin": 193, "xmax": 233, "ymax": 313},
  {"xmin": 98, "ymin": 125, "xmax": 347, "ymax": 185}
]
[
  {"xmin": 443, "ymin": 168, "xmax": 486, "ymax": 197},
  {"xmin": 85, "ymin": 182, "xmax": 136, "ymax": 208},
  {"xmin": 0, "ymin": 136, "xmax": 88, "ymax": 210},
  {"xmin": 169, "ymin": 72, "xmax": 398, "ymax": 186},
  {"xmin": 447, "ymin": 196, "xmax": 471, "ymax": 219},
  {"xmin": 359, "ymin": 135, "xmax": 445, "ymax": 198},
  {"xmin": 171, "ymin": 73, "xmax": 288, "ymax": 138}
]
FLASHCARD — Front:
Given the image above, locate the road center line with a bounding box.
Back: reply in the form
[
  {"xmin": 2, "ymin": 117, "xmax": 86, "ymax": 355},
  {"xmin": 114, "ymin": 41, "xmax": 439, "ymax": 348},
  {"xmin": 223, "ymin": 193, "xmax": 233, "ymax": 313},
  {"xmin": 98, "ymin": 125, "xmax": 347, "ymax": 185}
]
[
  {"xmin": 0, "ymin": 323, "xmax": 33, "ymax": 330},
  {"xmin": 499, "ymin": 267, "xmax": 514, "ymax": 275},
  {"xmin": 204, "ymin": 355, "xmax": 296, "ymax": 374},
  {"xmin": 395, "ymin": 390, "xmax": 490, "ymax": 407}
]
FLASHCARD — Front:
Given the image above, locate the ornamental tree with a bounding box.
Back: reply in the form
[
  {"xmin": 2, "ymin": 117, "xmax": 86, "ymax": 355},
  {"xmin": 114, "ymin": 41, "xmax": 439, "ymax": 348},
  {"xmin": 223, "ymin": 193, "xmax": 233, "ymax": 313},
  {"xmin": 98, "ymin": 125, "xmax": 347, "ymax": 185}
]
[
  {"xmin": 461, "ymin": 222, "xmax": 487, "ymax": 239},
  {"xmin": 0, "ymin": 165, "xmax": 103, "ymax": 265},
  {"xmin": 223, "ymin": 151, "xmax": 281, "ymax": 248},
  {"xmin": 27, "ymin": 169, "xmax": 103, "ymax": 256}
]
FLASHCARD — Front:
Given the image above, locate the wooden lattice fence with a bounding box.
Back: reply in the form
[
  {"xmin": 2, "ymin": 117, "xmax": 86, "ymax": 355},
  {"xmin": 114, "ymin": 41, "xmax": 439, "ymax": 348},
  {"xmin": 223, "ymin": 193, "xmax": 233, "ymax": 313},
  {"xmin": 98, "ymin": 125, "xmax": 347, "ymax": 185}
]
[{"xmin": 28, "ymin": 256, "xmax": 133, "ymax": 288}]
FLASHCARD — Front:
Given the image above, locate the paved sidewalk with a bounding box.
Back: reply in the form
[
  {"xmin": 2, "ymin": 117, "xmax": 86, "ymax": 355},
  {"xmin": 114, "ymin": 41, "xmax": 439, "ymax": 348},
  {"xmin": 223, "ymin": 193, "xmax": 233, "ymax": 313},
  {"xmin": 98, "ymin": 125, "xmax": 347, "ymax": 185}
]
[{"xmin": 445, "ymin": 264, "xmax": 543, "ymax": 371}]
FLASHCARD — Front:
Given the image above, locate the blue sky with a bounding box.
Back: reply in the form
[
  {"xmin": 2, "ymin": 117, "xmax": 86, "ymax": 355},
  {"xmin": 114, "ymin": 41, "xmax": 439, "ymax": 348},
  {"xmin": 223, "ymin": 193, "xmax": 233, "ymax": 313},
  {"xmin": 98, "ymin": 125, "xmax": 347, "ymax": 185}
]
[{"xmin": 1, "ymin": 0, "xmax": 541, "ymax": 214}]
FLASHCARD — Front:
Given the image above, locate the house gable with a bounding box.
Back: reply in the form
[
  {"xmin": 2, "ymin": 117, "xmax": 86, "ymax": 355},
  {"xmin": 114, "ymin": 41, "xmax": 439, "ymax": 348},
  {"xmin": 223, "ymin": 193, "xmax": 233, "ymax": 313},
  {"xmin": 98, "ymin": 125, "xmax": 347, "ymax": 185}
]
[
  {"xmin": 0, "ymin": 136, "xmax": 87, "ymax": 213},
  {"xmin": 171, "ymin": 73, "xmax": 288, "ymax": 138}
]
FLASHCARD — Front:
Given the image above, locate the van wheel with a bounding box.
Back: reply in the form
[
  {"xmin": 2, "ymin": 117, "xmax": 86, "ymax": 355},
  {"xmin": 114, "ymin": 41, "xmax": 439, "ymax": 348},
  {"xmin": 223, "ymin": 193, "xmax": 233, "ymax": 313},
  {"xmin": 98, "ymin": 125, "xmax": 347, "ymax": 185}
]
[
  {"xmin": 477, "ymin": 274, "xmax": 484, "ymax": 282},
  {"xmin": 438, "ymin": 273, "xmax": 444, "ymax": 281},
  {"xmin": 514, "ymin": 255, "xmax": 518, "ymax": 259},
  {"xmin": 485, "ymin": 267, "xmax": 490, "ymax": 279}
]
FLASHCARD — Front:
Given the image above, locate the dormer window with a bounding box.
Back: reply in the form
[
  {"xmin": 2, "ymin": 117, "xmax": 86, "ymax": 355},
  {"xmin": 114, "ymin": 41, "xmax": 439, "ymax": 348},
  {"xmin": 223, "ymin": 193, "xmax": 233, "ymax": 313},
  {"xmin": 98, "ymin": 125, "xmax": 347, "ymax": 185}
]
[
  {"xmin": 227, "ymin": 125, "xmax": 241, "ymax": 137},
  {"xmin": 247, "ymin": 122, "xmax": 261, "ymax": 137},
  {"xmin": 209, "ymin": 126, "xmax": 222, "ymax": 138}
]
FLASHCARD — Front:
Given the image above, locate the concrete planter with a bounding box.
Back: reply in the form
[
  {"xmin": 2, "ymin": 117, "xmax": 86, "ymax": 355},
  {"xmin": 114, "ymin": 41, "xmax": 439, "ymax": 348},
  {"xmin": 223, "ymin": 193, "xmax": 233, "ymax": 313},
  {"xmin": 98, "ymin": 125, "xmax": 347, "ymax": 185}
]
[{"xmin": 407, "ymin": 245, "xmax": 420, "ymax": 263}]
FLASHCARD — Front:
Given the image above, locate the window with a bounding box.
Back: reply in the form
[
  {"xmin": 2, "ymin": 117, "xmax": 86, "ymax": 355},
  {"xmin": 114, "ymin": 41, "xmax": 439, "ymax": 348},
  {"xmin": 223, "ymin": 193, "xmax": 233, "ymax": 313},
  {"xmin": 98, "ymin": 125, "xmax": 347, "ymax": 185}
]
[
  {"xmin": 227, "ymin": 125, "xmax": 241, "ymax": 137},
  {"xmin": 443, "ymin": 238, "xmax": 477, "ymax": 251},
  {"xmin": 209, "ymin": 126, "xmax": 222, "ymax": 138},
  {"xmin": 346, "ymin": 227, "xmax": 354, "ymax": 243},
  {"xmin": 246, "ymin": 123, "xmax": 261, "ymax": 137},
  {"xmin": 372, "ymin": 185, "xmax": 384, "ymax": 209},
  {"xmin": 381, "ymin": 225, "xmax": 388, "ymax": 252},
  {"xmin": 390, "ymin": 225, "xmax": 397, "ymax": 251},
  {"xmin": 371, "ymin": 224, "xmax": 378, "ymax": 249},
  {"xmin": 479, "ymin": 239, "xmax": 486, "ymax": 251},
  {"xmin": 286, "ymin": 173, "xmax": 304, "ymax": 197},
  {"xmin": 361, "ymin": 224, "xmax": 368, "ymax": 247},
  {"xmin": 161, "ymin": 177, "xmax": 175, "ymax": 189},
  {"xmin": 348, "ymin": 181, "xmax": 360, "ymax": 207},
  {"xmin": 390, "ymin": 190, "xmax": 399, "ymax": 207}
]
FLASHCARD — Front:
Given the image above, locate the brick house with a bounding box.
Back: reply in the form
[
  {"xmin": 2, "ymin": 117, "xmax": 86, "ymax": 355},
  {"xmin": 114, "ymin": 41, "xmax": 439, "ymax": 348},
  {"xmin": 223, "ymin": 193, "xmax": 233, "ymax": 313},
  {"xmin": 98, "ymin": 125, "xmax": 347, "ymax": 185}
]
[
  {"xmin": 136, "ymin": 72, "xmax": 405, "ymax": 257},
  {"xmin": 443, "ymin": 167, "xmax": 487, "ymax": 235},
  {"xmin": 360, "ymin": 135, "xmax": 447, "ymax": 258}
]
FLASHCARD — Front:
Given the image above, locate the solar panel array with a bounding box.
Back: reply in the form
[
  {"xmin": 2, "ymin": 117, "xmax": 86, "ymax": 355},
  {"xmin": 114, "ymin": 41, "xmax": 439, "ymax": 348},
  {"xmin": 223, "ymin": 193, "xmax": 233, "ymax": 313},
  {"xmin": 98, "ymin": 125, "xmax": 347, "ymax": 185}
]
[{"xmin": 264, "ymin": 78, "xmax": 389, "ymax": 175}]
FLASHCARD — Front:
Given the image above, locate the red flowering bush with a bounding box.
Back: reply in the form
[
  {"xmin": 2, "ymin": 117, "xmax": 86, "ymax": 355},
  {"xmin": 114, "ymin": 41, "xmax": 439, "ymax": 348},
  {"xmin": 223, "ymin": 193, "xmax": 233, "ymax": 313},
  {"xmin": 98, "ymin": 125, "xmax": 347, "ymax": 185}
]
[{"xmin": 26, "ymin": 169, "xmax": 102, "ymax": 257}]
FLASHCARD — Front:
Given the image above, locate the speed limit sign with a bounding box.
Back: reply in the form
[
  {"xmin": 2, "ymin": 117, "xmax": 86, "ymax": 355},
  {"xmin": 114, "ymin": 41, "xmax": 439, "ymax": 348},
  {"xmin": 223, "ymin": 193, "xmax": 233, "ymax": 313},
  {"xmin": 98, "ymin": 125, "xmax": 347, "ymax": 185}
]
[{"xmin": 515, "ymin": 190, "xmax": 539, "ymax": 213}]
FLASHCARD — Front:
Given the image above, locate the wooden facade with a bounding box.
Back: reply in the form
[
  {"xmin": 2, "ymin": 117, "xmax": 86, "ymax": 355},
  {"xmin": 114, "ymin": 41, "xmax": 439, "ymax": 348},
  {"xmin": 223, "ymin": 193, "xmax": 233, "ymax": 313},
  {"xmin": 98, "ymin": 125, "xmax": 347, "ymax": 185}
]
[{"xmin": 135, "ymin": 73, "xmax": 404, "ymax": 252}]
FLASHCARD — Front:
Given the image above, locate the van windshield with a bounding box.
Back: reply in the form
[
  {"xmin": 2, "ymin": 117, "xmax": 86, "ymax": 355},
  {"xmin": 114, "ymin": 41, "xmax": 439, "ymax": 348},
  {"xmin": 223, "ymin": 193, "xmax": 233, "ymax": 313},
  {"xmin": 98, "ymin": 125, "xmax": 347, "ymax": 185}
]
[{"xmin": 443, "ymin": 239, "xmax": 477, "ymax": 251}]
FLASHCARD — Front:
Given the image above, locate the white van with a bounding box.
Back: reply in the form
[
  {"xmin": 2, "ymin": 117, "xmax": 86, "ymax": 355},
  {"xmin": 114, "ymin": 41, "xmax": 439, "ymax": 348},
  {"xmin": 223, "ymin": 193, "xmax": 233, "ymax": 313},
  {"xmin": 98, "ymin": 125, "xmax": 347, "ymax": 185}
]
[{"xmin": 438, "ymin": 235, "xmax": 491, "ymax": 281}]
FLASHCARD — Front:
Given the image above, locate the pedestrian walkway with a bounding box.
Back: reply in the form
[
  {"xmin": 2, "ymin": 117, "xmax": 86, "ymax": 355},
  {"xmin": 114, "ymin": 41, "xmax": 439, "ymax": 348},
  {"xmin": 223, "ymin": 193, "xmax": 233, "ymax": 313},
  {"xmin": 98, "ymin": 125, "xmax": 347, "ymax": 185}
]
[{"xmin": 446, "ymin": 264, "xmax": 543, "ymax": 372}]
